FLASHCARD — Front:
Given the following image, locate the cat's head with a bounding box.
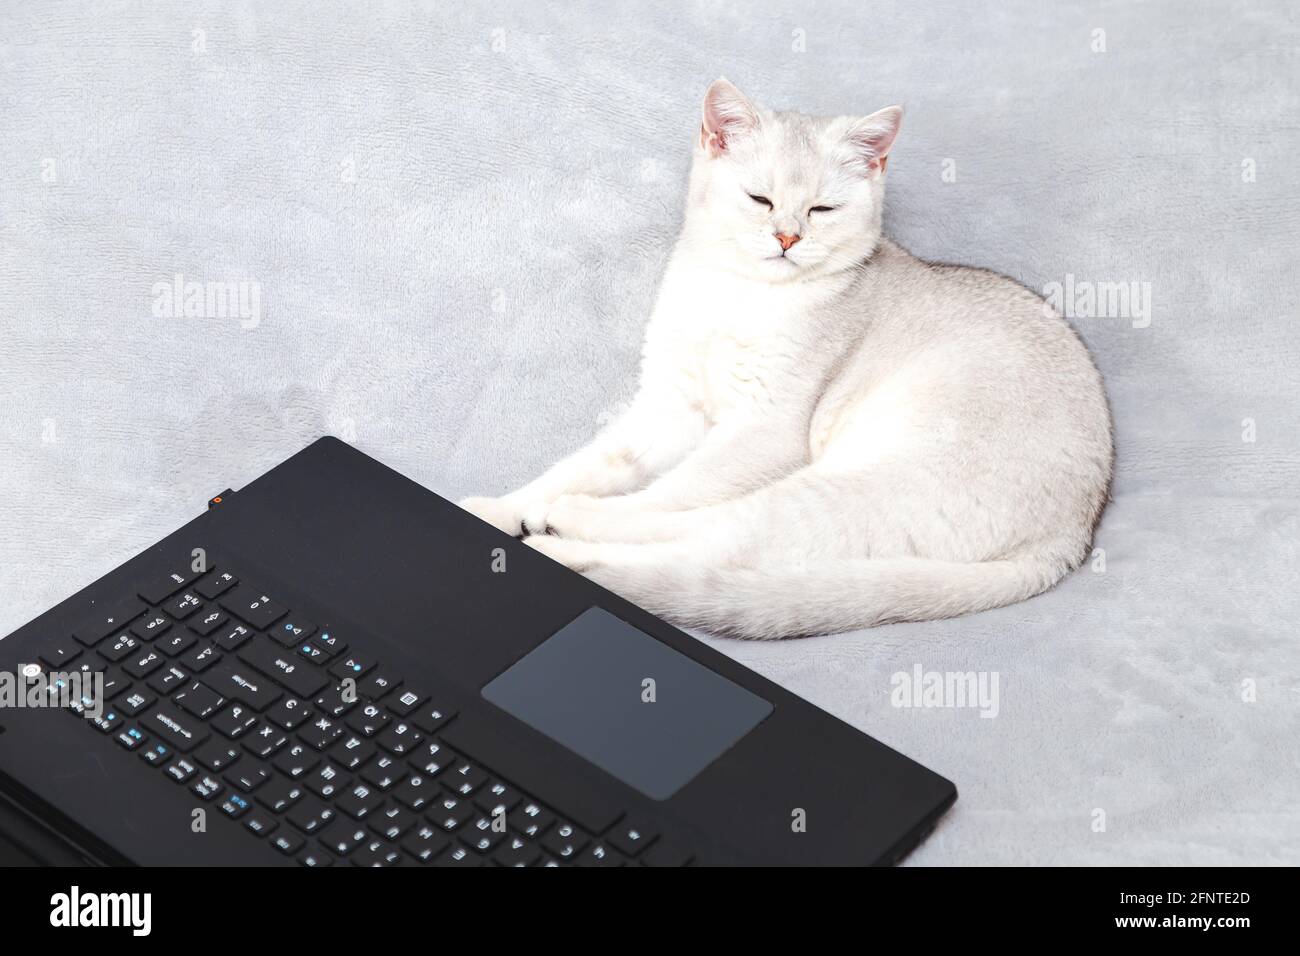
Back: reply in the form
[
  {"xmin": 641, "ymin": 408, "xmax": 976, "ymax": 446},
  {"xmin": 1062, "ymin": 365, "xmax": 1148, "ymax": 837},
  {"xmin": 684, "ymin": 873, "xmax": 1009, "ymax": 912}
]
[{"xmin": 683, "ymin": 78, "xmax": 901, "ymax": 282}]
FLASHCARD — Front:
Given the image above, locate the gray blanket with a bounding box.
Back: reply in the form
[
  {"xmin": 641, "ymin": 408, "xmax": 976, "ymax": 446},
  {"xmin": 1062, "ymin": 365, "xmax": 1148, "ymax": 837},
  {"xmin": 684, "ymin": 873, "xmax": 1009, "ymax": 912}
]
[{"xmin": 2, "ymin": 0, "xmax": 1296, "ymax": 864}]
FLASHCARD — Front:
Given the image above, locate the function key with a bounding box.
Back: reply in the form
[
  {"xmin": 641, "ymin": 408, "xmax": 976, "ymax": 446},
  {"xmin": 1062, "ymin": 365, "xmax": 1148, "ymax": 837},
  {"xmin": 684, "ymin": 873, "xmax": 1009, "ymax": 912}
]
[
  {"xmin": 139, "ymin": 567, "xmax": 203, "ymax": 605},
  {"xmin": 195, "ymin": 571, "xmax": 238, "ymax": 601},
  {"xmin": 74, "ymin": 597, "xmax": 146, "ymax": 647},
  {"xmin": 219, "ymin": 585, "xmax": 288, "ymax": 629}
]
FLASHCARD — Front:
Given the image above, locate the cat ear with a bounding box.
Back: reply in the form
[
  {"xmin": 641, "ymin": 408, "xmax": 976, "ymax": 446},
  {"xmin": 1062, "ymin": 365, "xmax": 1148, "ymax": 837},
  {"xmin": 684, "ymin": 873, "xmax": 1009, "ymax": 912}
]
[
  {"xmin": 843, "ymin": 105, "xmax": 903, "ymax": 177},
  {"xmin": 701, "ymin": 78, "xmax": 760, "ymax": 157}
]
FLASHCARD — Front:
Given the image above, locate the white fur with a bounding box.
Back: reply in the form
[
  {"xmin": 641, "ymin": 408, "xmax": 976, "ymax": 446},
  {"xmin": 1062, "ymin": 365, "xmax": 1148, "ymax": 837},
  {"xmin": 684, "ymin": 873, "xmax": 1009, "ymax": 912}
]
[{"xmin": 461, "ymin": 79, "xmax": 1113, "ymax": 639}]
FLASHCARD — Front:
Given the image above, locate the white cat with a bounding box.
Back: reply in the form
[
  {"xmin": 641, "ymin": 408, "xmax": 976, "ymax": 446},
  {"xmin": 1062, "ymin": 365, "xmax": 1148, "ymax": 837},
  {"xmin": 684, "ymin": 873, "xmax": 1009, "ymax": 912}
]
[{"xmin": 461, "ymin": 79, "xmax": 1113, "ymax": 640}]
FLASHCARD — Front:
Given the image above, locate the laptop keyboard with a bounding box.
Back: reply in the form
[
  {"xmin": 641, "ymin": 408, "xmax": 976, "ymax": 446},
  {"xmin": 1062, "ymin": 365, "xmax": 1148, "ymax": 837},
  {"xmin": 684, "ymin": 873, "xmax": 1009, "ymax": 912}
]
[{"xmin": 34, "ymin": 560, "xmax": 694, "ymax": 866}]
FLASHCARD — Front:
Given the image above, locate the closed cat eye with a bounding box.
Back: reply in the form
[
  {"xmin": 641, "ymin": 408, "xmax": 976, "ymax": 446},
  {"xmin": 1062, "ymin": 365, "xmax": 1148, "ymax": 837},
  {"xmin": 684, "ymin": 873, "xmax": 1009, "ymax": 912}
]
[
  {"xmin": 747, "ymin": 194, "xmax": 773, "ymax": 208},
  {"xmin": 809, "ymin": 205, "xmax": 837, "ymax": 213}
]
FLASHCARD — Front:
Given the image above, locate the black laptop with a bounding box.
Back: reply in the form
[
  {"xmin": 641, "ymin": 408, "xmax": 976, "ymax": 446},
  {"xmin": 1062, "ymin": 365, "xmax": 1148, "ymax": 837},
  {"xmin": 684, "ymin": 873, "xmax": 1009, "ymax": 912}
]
[{"xmin": 0, "ymin": 437, "xmax": 955, "ymax": 866}]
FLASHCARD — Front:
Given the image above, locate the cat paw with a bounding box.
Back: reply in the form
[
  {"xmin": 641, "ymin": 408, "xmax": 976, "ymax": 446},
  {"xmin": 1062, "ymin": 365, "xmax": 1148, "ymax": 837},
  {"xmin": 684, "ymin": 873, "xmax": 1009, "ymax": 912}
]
[
  {"xmin": 544, "ymin": 494, "xmax": 603, "ymax": 538},
  {"xmin": 457, "ymin": 496, "xmax": 527, "ymax": 536}
]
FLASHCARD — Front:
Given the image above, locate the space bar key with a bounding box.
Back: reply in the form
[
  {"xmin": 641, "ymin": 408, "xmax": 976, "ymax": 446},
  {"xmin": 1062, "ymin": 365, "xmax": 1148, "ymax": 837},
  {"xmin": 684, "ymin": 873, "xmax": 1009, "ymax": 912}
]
[{"xmin": 237, "ymin": 642, "xmax": 329, "ymax": 699}]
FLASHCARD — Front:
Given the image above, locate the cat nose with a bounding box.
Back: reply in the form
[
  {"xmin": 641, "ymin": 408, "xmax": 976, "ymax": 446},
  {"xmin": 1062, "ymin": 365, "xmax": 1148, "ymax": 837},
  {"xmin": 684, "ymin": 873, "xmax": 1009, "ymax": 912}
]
[{"xmin": 775, "ymin": 232, "xmax": 801, "ymax": 251}]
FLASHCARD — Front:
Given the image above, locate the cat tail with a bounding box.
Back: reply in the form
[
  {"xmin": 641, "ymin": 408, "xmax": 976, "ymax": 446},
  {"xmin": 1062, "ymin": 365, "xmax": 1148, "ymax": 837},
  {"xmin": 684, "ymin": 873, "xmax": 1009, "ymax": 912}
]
[{"xmin": 591, "ymin": 553, "xmax": 1070, "ymax": 640}]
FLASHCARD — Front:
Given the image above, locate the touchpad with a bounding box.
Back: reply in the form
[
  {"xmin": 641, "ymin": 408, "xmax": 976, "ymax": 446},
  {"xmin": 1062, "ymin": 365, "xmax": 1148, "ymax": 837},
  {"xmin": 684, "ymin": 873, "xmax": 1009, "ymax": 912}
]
[{"xmin": 482, "ymin": 607, "xmax": 773, "ymax": 800}]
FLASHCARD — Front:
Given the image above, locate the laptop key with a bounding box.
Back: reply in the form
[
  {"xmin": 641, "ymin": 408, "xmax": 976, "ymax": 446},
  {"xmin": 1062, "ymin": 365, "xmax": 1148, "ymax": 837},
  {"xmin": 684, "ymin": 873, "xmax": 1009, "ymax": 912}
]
[
  {"xmin": 143, "ymin": 707, "xmax": 210, "ymax": 753},
  {"xmin": 211, "ymin": 703, "xmax": 260, "ymax": 739},
  {"xmin": 147, "ymin": 665, "xmax": 189, "ymax": 695},
  {"xmin": 98, "ymin": 632, "xmax": 140, "ymax": 663},
  {"xmin": 299, "ymin": 848, "xmax": 333, "ymax": 867},
  {"xmin": 195, "ymin": 740, "xmax": 241, "ymax": 772},
  {"xmin": 576, "ymin": 842, "xmax": 626, "ymax": 867},
  {"xmin": 607, "ymin": 820, "xmax": 658, "ymax": 857},
  {"xmin": 287, "ymin": 798, "xmax": 335, "ymax": 834},
  {"xmin": 174, "ymin": 680, "xmax": 225, "ymax": 720},
  {"xmin": 244, "ymin": 813, "xmax": 278, "ymax": 838},
  {"xmin": 225, "ymin": 766, "xmax": 272, "ymax": 792},
  {"xmin": 401, "ymin": 823, "xmax": 449, "ymax": 863},
  {"xmin": 39, "ymin": 640, "xmax": 81, "ymax": 668},
  {"xmin": 271, "ymin": 832, "xmax": 305, "ymax": 856},
  {"xmin": 541, "ymin": 822, "xmax": 588, "ymax": 861},
  {"xmin": 335, "ymin": 782, "xmax": 383, "ymax": 820},
  {"xmin": 345, "ymin": 703, "xmax": 389, "ymax": 738},
  {"xmin": 165, "ymin": 757, "xmax": 199, "ymax": 783},
  {"xmin": 266, "ymin": 696, "xmax": 312, "ymax": 731},
  {"xmin": 311, "ymin": 630, "xmax": 346, "ymax": 657},
  {"xmin": 213, "ymin": 623, "xmax": 252, "ymax": 652},
  {"xmin": 238, "ymin": 641, "xmax": 328, "ymax": 699},
  {"xmin": 124, "ymin": 649, "xmax": 165, "ymax": 679},
  {"xmin": 303, "ymin": 763, "xmax": 350, "ymax": 800},
  {"xmin": 139, "ymin": 742, "xmax": 171, "ymax": 766},
  {"xmin": 257, "ymin": 777, "xmax": 305, "ymax": 814},
  {"xmin": 386, "ymin": 688, "xmax": 427, "ymax": 717},
  {"xmin": 117, "ymin": 690, "xmax": 155, "ymax": 717},
  {"xmin": 352, "ymin": 839, "xmax": 404, "ymax": 867},
  {"xmin": 318, "ymin": 820, "xmax": 368, "ymax": 857},
  {"xmin": 493, "ymin": 835, "xmax": 541, "ymax": 867},
  {"xmin": 163, "ymin": 591, "xmax": 204, "ymax": 620},
  {"xmin": 272, "ymin": 742, "xmax": 319, "ymax": 779},
  {"xmin": 74, "ymin": 597, "xmax": 146, "ymax": 646},
  {"xmin": 180, "ymin": 642, "xmax": 221, "ymax": 673},
  {"xmin": 270, "ymin": 618, "xmax": 316, "ymax": 648},
  {"xmin": 130, "ymin": 613, "xmax": 171, "ymax": 642},
  {"xmin": 329, "ymin": 654, "xmax": 375, "ymax": 681},
  {"xmin": 203, "ymin": 661, "xmax": 282, "ymax": 711},
  {"xmin": 189, "ymin": 607, "xmax": 228, "ymax": 637},
  {"xmin": 139, "ymin": 568, "xmax": 202, "ymax": 605},
  {"xmin": 333, "ymin": 733, "xmax": 376, "ymax": 771},
  {"xmin": 219, "ymin": 792, "xmax": 252, "ymax": 819},
  {"xmin": 195, "ymin": 570, "xmax": 238, "ymax": 601},
  {"xmin": 370, "ymin": 802, "xmax": 418, "ymax": 841},
  {"xmin": 219, "ymin": 585, "xmax": 288, "ymax": 629},
  {"xmin": 243, "ymin": 722, "xmax": 288, "ymax": 758},
  {"xmin": 391, "ymin": 772, "xmax": 436, "ymax": 811},
  {"xmin": 157, "ymin": 628, "xmax": 198, "ymax": 657}
]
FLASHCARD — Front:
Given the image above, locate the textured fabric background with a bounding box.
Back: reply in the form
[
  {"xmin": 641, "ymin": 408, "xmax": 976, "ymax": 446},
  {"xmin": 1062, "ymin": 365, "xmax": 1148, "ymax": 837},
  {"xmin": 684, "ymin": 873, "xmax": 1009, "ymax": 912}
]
[{"xmin": 1, "ymin": 1, "xmax": 1297, "ymax": 864}]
